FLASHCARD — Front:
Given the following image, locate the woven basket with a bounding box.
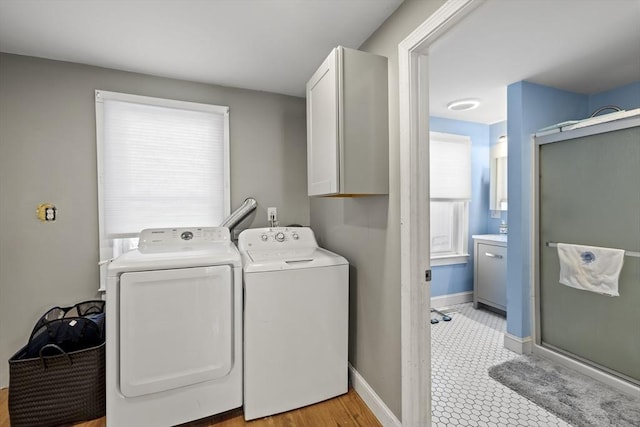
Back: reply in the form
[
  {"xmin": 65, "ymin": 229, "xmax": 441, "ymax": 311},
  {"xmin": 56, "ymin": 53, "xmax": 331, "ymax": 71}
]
[{"xmin": 8, "ymin": 342, "xmax": 105, "ymax": 427}]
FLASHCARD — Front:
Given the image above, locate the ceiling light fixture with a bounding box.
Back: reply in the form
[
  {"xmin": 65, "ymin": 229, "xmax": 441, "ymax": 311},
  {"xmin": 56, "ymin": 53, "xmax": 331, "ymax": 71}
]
[{"xmin": 447, "ymin": 99, "xmax": 480, "ymax": 111}]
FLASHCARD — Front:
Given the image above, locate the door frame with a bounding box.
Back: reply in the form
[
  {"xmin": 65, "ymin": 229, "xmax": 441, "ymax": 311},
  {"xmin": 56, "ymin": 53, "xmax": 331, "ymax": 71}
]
[{"xmin": 398, "ymin": 0, "xmax": 481, "ymax": 424}]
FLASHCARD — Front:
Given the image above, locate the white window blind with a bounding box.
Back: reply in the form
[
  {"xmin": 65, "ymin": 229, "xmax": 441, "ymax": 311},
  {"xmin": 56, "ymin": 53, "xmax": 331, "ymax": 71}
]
[
  {"xmin": 429, "ymin": 132, "xmax": 471, "ymax": 265},
  {"xmin": 97, "ymin": 91, "xmax": 229, "ymax": 237},
  {"xmin": 429, "ymin": 132, "xmax": 471, "ymax": 200}
]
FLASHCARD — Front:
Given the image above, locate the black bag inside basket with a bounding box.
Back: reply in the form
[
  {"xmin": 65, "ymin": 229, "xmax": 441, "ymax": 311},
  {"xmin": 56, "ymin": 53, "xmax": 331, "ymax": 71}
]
[
  {"xmin": 23, "ymin": 300, "xmax": 105, "ymax": 359},
  {"xmin": 25, "ymin": 315, "xmax": 104, "ymax": 358}
]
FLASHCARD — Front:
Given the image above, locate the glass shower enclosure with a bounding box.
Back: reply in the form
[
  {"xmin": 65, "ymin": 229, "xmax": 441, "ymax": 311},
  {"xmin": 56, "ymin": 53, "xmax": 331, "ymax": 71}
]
[{"xmin": 534, "ymin": 111, "xmax": 640, "ymax": 388}]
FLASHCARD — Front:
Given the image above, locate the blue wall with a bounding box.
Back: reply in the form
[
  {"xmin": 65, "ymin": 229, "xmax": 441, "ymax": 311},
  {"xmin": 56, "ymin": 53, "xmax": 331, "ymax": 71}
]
[
  {"xmin": 588, "ymin": 81, "xmax": 640, "ymax": 113},
  {"xmin": 505, "ymin": 80, "xmax": 639, "ymax": 339},
  {"xmin": 429, "ymin": 117, "xmax": 490, "ymax": 298}
]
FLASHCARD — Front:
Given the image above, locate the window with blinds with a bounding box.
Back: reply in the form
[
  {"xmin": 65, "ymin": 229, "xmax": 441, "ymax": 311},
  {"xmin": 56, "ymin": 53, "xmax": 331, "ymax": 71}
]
[
  {"xmin": 429, "ymin": 132, "xmax": 471, "ymax": 266},
  {"xmin": 95, "ymin": 90, "xmax": 230, "ymax": 287}
]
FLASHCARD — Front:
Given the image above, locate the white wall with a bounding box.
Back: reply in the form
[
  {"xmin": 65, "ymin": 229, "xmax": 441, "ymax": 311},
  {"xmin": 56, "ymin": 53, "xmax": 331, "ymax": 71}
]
[{"xmin": 0, "ymin": 53, "xmax": 309, "ymax": 387}]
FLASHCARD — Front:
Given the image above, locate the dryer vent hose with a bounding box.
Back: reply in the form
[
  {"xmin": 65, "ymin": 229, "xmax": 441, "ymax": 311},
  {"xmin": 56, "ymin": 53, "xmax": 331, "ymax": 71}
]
[{"xmin": 220, "ymin": 197, "xmax": 257, "ymax": 231}]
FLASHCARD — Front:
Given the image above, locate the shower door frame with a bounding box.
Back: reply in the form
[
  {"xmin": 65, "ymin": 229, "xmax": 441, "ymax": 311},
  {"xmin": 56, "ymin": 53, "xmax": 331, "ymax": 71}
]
[{"xmin": 531, "ymin": 114, "xmax": 640, "ymax": 398}]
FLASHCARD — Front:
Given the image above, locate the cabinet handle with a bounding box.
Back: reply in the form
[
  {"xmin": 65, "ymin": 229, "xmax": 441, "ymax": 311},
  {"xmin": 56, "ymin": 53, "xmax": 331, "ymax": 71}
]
[{"xmin": 485, "ymin": 252, "xmax": 503, "ymax": 259}]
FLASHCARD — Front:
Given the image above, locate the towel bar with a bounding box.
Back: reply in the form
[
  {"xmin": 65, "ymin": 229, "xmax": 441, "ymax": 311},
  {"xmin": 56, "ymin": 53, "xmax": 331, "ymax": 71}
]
[{"xmin": 545, "ymin": 242, "xmax": 640, "ymax": 258}]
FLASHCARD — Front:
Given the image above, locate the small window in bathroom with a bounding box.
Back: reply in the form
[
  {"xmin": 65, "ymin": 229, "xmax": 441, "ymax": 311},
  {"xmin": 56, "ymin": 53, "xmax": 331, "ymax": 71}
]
[{"xmin": 429, "ymin": 132, "xmax": 471, "ymax": 266}]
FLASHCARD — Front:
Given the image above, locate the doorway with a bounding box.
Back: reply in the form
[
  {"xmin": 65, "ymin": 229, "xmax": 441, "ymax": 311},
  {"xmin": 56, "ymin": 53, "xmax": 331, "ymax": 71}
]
[{"xmin": 397, "ymin": 0, "xmax": 482, "ymax": 424}]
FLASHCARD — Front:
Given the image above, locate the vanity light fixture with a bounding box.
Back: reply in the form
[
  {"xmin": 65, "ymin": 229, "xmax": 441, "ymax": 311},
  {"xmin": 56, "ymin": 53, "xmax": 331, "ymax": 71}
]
[{"xmin": 447, "ymin": 98, "xmax": 480, "ymax": 111}]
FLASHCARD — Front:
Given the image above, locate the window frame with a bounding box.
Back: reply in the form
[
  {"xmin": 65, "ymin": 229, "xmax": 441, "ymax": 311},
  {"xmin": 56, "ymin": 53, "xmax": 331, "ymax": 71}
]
[{"xmin": 429, "ymin": 131, "xmax": 471, "ymax": 266}]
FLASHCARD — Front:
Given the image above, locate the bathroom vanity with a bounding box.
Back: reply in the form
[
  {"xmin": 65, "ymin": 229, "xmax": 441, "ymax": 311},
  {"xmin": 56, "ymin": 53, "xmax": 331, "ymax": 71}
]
[{"xmin": 472, "ymin": 234, "xmax": 507, "ymax": 313}]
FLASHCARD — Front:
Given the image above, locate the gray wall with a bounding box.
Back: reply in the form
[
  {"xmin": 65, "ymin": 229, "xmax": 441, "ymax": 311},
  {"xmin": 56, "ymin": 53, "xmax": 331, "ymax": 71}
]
[
  {"xmin": 309, "ymin": 0, "xmax": 445, "ymax": 419},
  {"xmin": 0, "ymin": 53, "xmax": 308, "ymax": 387}
]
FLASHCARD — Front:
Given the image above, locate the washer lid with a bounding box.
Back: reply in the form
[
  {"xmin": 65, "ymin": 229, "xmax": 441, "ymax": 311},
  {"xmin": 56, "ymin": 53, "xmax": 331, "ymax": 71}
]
[
  {"xmin": 107, "ymin": 243, "xmax": 241, "ymax": 275},
  {"xmin": 242, "ymin": 247, "xmax": 348, "ymax": 273}
]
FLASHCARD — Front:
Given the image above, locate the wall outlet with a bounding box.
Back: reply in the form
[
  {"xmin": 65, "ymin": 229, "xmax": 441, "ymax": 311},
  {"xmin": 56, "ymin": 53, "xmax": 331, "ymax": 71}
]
[
  {"xmin": 36, "ymin": 203, "xmax": 57, "ymax": 222},
  {"xmin": 490, "ymin": 210, "xmax": 501, "ymax": 219},
  {"xmin": 267, "ymin": 207, "xmax": 277, "ymax": 223},
  {"xmin": 45, "ymin": 207, "xmax": 56, "ymax": 221}
]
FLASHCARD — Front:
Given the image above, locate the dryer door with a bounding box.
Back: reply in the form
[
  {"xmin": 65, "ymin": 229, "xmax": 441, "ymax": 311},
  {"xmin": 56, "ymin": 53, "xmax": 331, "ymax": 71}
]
[{"xmin": 119, "ymin": 265, "xmax": 233, "ymax": 397}]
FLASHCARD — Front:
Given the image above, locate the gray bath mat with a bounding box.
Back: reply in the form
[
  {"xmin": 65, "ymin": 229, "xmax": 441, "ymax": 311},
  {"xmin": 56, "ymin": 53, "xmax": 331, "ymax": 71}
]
[{"xmin": 488, "ymin": 354, "xmax": 640, "ymax": 426}]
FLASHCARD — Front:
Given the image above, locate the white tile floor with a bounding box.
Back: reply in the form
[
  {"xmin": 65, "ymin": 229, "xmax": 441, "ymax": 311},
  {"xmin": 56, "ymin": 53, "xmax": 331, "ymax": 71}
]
[{"xmin": 430, "ymin": 303, "xmax": 571, "ymax": 427}]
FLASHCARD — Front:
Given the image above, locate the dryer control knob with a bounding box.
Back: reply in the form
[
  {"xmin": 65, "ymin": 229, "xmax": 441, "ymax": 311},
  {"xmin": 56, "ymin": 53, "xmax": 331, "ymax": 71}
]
[
  {"xmin": 275, "ymin": 232, "xmax": 285, "ymax": 242},
  {"xmin": 260, "ymin": 234, "xmax": 268, "ymax": 241},
  {"xmin": 292, "ymin": 233, "xmax": 299, "ymax": 240}
]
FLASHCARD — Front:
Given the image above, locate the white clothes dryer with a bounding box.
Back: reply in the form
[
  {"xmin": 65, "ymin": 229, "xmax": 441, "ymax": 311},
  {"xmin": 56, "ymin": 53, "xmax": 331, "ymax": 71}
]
[
  {"xmin": 106, "ymin": 227, "xmax": 242, "ymax": 427},
  {"xmin": 238, "ymin": 227, "xmax": 349, "ymax": 421}
]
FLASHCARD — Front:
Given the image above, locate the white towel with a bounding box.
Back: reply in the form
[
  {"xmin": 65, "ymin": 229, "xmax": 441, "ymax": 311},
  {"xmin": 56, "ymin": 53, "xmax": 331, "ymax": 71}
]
[{"xmin": 557, "ymin": 243, "xmax": 625, "ymax": 297}]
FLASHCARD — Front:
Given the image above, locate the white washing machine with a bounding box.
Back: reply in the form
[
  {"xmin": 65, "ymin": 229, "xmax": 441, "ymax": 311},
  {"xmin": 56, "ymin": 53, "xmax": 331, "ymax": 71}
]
[
  {"xmin": 106, "ymin": 227, "xmax": 242, "ymax": 427},
  {"xmin": 238, "ymin": 227, "xmax": 349, "ymax": 420}
]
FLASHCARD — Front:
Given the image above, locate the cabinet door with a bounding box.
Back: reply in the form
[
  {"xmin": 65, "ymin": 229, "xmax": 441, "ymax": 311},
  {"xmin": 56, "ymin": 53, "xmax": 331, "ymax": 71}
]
[
  {"xmin": 477, "ymin": 243, "xmax": 507, "ymax": 309},
  {"xmin": 306, "ymin": 49, "xmax": 339, "ymax": 196}
]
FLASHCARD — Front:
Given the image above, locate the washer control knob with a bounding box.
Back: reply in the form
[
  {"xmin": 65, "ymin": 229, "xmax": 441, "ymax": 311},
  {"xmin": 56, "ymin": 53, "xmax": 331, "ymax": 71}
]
[
  {"xmin": 275, "ymin": 232, "xmax": 285, "ymax": 242},
  {"xmin": 292, "ymin": 233, "xmax": 299, "ymax": 240},
  {"xmin": 260, "ymin": 234, "xmax": 268, "ymax": 242}
]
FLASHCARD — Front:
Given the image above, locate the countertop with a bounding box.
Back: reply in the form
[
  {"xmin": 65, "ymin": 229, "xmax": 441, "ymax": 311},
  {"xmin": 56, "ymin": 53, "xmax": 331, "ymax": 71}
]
[{"xmin": 472, "ymin": 234, "xmax": 507, "ymax": 244}]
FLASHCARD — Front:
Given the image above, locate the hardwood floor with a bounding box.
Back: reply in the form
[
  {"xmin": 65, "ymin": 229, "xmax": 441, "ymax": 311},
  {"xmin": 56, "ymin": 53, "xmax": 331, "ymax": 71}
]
[{"xmin": 0, "ymin": 387, "xmax": 380, "ymax": 427}]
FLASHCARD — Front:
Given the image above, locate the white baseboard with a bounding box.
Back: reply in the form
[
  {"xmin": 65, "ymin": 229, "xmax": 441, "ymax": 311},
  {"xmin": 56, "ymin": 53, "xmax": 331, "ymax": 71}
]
[
  {"xmin": 504, "ymin": 333, "xmax": 533, "ymax": 354},
  {"xmin": 430, "ymin": 291, "xmax": 473, "ymax": 309},
  {"xmin": 533, "ymin": 345, "xmax": 640, "ymax": 399},
  {"xmin": 348, "ymin": 364, "xmax": 401, "ymax": 427}
]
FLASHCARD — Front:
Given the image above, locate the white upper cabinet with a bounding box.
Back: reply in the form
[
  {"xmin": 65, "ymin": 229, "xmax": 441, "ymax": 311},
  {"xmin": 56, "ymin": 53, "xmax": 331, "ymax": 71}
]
[{"xmin": 306, "ymin": 46, "xmax": 388, "ymax": 196}]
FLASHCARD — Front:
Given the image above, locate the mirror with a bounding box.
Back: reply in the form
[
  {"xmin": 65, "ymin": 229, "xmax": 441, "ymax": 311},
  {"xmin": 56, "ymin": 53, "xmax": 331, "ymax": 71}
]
[{"xmin": 490, "ymin": 137, "xmax": 508, "ymax": 211}]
